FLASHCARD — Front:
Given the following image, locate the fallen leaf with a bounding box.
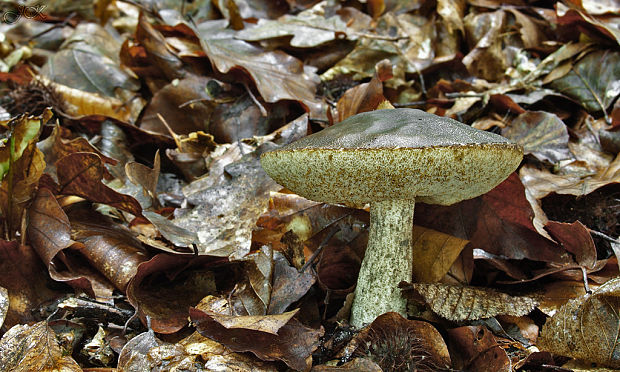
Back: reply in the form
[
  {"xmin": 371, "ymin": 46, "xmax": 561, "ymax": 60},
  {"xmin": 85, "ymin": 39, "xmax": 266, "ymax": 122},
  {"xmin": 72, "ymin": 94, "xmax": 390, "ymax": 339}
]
[
  {"xmin": 448, "ymin": 326, "xmax": 510, "ymax": 372},
  {"xmin": 0, "ymin": 109, "xmax": 46, "ymax": 180},
  {"xmin": 195, "ymin": 19, "xmax": 324, "ymax": 115},
  {"xmin": 416, "ymin": 174, "xmax": 571, "ymax": 265},
  {"xmin": 336, "ymin": 59, "xmax": 391, "ymax": 121},
  {"xmin": 119, "ymin": 329, "xmax": 279, "ymax": 371},
  {"xmin": 191, "ymin": 303, "xmax": 322, "ymax": 371},
  {"xmin": 28, "ymin": 188, "xmax": 114, "ymax": 299},
  {"xmin": 236, "ymin": 8, "xmax": 353, "ymax": 48},
  {"xmin": 520, "ymin": 153, "xmax": 620, "ymax": 199},
  {"xmin": 0, "ymin": 287, "xmax": 6, "ymax": 328},
  {"xmin": 56, "ymin": 152, "xmax": 143, "ymax": 217},
  {"xmin": 268, "ymin": 251, "xmax": 316, "ymax": 314},
  {"xmin": 411, "ymin": 225, "xmax": 469, "ymax": 283},
  {"xmin": 68, "ymin": 206, "xmax": 151, "ymax": 292},
  {"xmin": 41, "ymin": 23, "xmax": 140, "ymax": 96},
  {"xmin": 502, "ymin": 111, "xmax": 573, "ymax": 164},
  {"xmin": 173, "ymin": 143, "xmax": 280, "ymax": 258},
  {"xmin": 311, "ymin": 358, "xmax": 381, "ymax": 371},
  {"xmin": 139, "ymin": 75, "xmax": 218, "ymax": 136},
  {"xmin": 126, "ymin": 150, "xmax": 161, "ymax": 208},
  {"xmin": 126, "ymin": 253, "xmax": 222, "ymax": 334},
  {"xmin": 0, "ymin": 321, "xmax": 81, "ymax": 371},
  {"xmin": 403, "ymin": 283, "xmax": 539, "ymax": 321},
  {"xmin": 0, "ymin": 240, "xmax": 64, "ymax": 328},
  {"xmin": 462, "ymin": 10, "xmax": 507, "ymax": 81},
  {"xmin": 538, "ymin": 277, "xmax": 620, "ymax": 368},
  {"xmin": 544, "ymin": 220, "xmax": 597, "ymax": 269},
  {"xmin": 549, "ymin": 50, "xmax": 620, "ymax": 114}
]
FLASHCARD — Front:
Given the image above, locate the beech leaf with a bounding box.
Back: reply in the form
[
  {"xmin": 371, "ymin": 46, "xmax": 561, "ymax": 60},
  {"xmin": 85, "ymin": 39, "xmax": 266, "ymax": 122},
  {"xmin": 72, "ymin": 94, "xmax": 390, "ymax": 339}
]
[
  {"xmin": 538, "ymin": 277, "xmax": 620, "ymax": 368},
  {"xmin": 549, "ymin": 50, "xmax": 620, "ymax": 113},
  {"xmin": 56, "ymin": 152, "xmax": 143, "ymax": 217},
  {"xmin": 404, "ymin": 283, "xmax": 539, "ymax": 321},
  {"xmin": 0, "ymin": 321, "xmax": 81, "ymax": 371}
]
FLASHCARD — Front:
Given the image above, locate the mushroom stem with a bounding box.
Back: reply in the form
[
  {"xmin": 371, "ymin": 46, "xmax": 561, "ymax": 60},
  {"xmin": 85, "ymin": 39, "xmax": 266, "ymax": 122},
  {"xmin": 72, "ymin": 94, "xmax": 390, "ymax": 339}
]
[{"xmin": 350, "ymin": 198, "xmax": 415, "ymax": 327}]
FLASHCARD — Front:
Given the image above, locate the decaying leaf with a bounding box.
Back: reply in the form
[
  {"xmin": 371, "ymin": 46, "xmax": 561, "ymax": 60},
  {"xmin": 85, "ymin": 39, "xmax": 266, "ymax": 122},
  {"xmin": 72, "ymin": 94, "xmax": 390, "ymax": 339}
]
[
  {"xmin": 520, "ymin": 153, "xmax": 620, "ymax": 199},
  {"xmin": 69, "ymin": 206, "xmax": 151, "ymax": 292},
  {"xmin": 411, "ymin": 226, "xmax": 469, "ymax": 283},
  {"xmin": 28, "ymin": 188, "xmax": 114, "ymax": 299},
  {"xmin": 195, "ymin": 20, "xmax": 323, "ymax": 115},
  {"xmin": 336, "ymin": 59, "xmax": 392, "ymax": 121},
  {"xmin": 56, "ymin": 152, "xmax": 143, "ymax": 217},
  {"xmin": 538, "ymin": 277, "xmax": 620, "ymax": 368},
  {"xmin": 191, "ymin": 301, "xmax": 323, "ymax": 371},
  {"xmin": 502, "ymin": 111, "xmax": 572, "ymax": 164},
  {"xmin": 549, "ymin": 50, "xmax": 620, "ymax": 114},
  {"xmin": 404, "ymin": 283, "xmax": 539, "ymax": 321},
  {"xmin": 448, "ymin": 325, "xmax": 510, "ymax": 372},
  {"xmin": 126, "ymin": 254, "xmax": 221, "ymax": 334},
  {"xmin": 173, "ymin": 143, "xmax": 280, "ymax": 258},
  {"xmin": 0, "ymin": 321, "xmax": 81, "ymax": 371},
  {"xmin": 126, "ymin": 150, "xmax": 161, "ymax": 208},
  {"xmin": 119, "ymin": 329, "xmax": 278, "ymax": 371},
  {"xmin": 236, "ymin": 7, "xmax": 353, "ymax": 48},
  {"xmin": 0, "ymin": 240, "xmax": 65, "ymax": 329}
]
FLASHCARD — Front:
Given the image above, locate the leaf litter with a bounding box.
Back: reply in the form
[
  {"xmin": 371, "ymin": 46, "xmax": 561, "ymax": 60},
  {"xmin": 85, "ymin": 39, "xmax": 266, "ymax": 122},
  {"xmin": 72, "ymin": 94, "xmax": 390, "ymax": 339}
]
[{"xmin": 0, "ymin": 0, "xmax": 618, "ymax": 370}]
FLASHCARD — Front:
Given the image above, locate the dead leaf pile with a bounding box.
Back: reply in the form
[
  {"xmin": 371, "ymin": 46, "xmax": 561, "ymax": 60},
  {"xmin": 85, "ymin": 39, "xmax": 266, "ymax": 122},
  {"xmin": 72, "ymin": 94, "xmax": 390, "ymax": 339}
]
[{"xmin": 0, "ymin": 0, "xmax": 617, "ymax": 370}]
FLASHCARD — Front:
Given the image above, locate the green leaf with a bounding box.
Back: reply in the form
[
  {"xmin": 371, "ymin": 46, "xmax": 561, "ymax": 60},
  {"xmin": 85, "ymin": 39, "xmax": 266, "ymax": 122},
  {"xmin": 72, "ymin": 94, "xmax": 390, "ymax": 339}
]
[{"xmin": 0, "ymin": 110, "xmax": 50, "ymax": 180}]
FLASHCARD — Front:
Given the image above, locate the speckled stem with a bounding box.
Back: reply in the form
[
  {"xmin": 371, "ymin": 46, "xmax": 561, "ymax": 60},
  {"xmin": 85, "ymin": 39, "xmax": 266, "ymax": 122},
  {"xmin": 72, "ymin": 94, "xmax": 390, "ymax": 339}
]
[{"xmin": 350, "ymin": 199, "xmax": 414, "ymax": 328}]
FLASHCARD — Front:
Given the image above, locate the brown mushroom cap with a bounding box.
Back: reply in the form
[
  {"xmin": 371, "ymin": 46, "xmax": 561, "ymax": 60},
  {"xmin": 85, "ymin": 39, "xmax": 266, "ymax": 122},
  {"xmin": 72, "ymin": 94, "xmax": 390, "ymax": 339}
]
[{"xmin": 260, "ymin": 109, "xmax": 523, "ymax": 206}]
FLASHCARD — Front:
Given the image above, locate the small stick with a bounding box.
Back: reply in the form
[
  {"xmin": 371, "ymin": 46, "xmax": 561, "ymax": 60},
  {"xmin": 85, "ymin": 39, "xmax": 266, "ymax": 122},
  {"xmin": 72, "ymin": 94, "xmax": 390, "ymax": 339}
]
[{"xmin": 300, "ymin": 226, "xmax": 340, "ymax": 273}]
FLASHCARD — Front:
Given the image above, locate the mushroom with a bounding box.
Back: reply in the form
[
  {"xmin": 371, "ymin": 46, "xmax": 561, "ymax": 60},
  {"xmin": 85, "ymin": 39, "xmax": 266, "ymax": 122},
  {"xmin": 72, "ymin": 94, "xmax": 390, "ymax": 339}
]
[{"xmin": 260, "ymin": 108, "xmax": 523, "ymax": 327}]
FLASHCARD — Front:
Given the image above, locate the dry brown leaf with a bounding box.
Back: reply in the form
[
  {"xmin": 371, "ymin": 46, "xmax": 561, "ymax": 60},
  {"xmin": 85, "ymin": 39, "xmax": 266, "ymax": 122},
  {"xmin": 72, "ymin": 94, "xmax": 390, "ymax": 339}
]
[
  {"xmin": 448, "ymin": 325, "xmax": 510, "ymax": 372},
  {"xmin": 520, "ymin": 153, "xmax": 620, "ymax": 199},
  {"xmin": 462, "ymin": 10, "xmax": 507, "ymax": 81},
  {"xmin": 119, "ymin": 329, "xmax": 278, "ymax": 371},
  {"xmin": 405, "ymin": 283, "xmax": 539, "ymax": 321},
  {"xmin": 411, "ymin": 226, "xmax": 469, "ymax": 283},
  {"xmin": 502, "ymin": 111, "xmax": 572, "ymax": 164},
  {"xmin": 0, "ymin": 321, "xmax": 81, "ymax": 371},
  {"xmin": 538, "ymin": 277, "xmax": 620, "ymax": 368},
  {"xmin": 190, "ymin": 304, "xmax": 322, "ymax": 371},
  {"xmin": 0, "ymin": 240, "xmax": 65, "ymax": 329},
  {"xmin": 28, "ymin": 188, "xmax": 114, "ymax": 299},
  {"xmin": 126, "ymin": 150, "xmax": 160, "ymax": 208},
  {"xmin": 336, "ymin": 59, "xmax": 392, "ymax": 122},
  {"xmin": 56, "ymin": 152, "xmax": 143, "ymax": 217},
  {"xmin": 195, "ymin": 20, "xmax": 324, "ymax": 116},
  {"xmin": 69, "ymin": 207, "xmax": 151, "ymax": 293},
  {"xmin": 37, "ymin": 76, "xmax": 133, "ymax": 123},
  {"xmin": 126, "ymin": 254, "xmax": 220, "ymax": 334}
]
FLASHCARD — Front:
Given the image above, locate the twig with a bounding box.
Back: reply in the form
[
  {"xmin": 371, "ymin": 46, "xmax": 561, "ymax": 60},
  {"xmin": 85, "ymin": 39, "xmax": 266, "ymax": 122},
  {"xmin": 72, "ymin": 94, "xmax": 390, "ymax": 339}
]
[
  {"xmin": 243, "ymin": 82, "xmax": 267, "ymax": 117},
  {"xmin": 300, "ymin": 226, "xmax": 340, "ymax": 273},
  {"xmin": 588, "ymin": 228, "xmax": 620, "ymax": 244},
  {"xmin": 393, "ymin": 101, "xmax": 427, "ymax": 108},
  {"xmin": 580, "ymin": 266, "xmax": 591, "ymax": 294},
  {"xmin": 26, "ymin": 12, "xmax": 77, "ymax": 42}
]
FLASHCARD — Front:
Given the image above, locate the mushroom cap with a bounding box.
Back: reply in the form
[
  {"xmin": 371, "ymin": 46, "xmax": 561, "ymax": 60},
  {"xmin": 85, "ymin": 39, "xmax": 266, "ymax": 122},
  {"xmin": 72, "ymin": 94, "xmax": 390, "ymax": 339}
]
[{"xmin": 260, "ymin": 109, "xmax": 523, "ymax": 205}]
